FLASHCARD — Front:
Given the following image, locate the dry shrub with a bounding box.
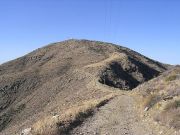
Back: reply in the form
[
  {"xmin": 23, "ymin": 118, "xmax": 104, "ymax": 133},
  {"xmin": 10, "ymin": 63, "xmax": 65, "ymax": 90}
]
[
  {"xmin": 155, "ymin": 108, "xmax": 180, "ymax": 130},
  {"xmin": 167, "ymin": 89, "xmax": 180, "ymax": 97},
  {"xmin": 164, "ymin": 100, "xmax": 180, "ymax": 111},
  {"xmin": 169, "ymin": 112, "xmax": 180, "ymax": 130},
  {"xmin": 30, "ymin": 115, "xmax": 59, "ymax": 135},
  {"xmin": 154, "ymin": 100, "xmax": 180, "ymax": 130},
  {"xmin": 143, "ymin": 94, "xmax": 160, "ymax": 110},
  {"xmin": 165, "ymin": 74, "xmax": 177, "ymax": 82}
]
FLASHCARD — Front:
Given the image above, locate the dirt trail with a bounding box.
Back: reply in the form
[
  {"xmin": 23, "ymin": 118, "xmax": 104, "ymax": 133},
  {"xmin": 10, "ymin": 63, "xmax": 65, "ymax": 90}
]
[{"xmin": 70, "ymin": 94, "xmax": 166, "ymax": 135}]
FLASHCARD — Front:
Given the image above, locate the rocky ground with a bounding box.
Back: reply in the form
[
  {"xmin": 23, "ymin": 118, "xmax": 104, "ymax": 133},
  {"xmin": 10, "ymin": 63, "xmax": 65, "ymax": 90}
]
[
  {"xmin": 71, "ymin": 94, "xmax": 154, "ymax": 135},
  {"xmin": 70, "ymin": 93, "xmax": 178, "ymax": 135},
  {"xmin": 0, "ymin": 39, "xmax": 179, "ymax": 135}
]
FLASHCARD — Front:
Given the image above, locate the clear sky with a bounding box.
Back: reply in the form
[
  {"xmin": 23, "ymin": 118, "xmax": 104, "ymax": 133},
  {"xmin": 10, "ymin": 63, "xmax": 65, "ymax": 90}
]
[{"xmin": 0, "ymin": 0, "xmax": 180, "ymax": 64}]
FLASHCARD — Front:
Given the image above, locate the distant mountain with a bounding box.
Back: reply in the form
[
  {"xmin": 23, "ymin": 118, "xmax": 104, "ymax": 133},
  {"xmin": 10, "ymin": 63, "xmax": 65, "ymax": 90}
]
[{"xmin": 0, "ymin": 39, "xmax": 173, "ymax": 135}]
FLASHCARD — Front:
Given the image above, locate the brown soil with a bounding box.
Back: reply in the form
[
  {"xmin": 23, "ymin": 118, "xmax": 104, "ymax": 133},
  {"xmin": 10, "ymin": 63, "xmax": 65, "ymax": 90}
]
[{"xmin": 0, "ymin": 39, "xmax": 171, "ymax": 135}]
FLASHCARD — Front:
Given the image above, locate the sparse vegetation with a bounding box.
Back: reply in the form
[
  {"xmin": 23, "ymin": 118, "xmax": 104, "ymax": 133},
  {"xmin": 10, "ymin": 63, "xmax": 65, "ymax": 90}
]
[
  {"xmin": 0, "ymin": 104, "xmax": 25, "ymax": 132},
  {"xmin": 135, "ymin": 66, "xmax": 180, "ymax": 131},
  {"xmin": 170, "ymin": 114, "xmax": 180, "ymax": 130},
  {"xmin": 31, "ymin": 94, "xmax": 115, "ymax": 135},
  {"xmin": 143, "ymin": 94, "xmax": 160, "ymax": 110},
  {"xmin": 165, "ymin": 74, "xmax": 177, "ymax": 82},
  {"xmin": 0, "ymin": 40, "xmax": 171, "ymax": 134},
  {"xmin": 164, "ymin": 100, "xmax": 180, "ymax": 110},
  {"xmin": 154, "ymin": 100, "xmax": 180, "ymax": 130}
]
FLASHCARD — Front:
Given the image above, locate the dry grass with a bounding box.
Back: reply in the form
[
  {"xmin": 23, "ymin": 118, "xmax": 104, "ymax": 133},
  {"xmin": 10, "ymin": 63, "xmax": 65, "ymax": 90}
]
[
  {"xmin": 0, "ymin": 104, "xmax": 25, "ymax": 132},
  {"xmin": 165, "ymin": 74, "xmax": 177, "ymax": 82},
  {"xmin": 84, "ymin": 52, "xmax": 126, "ymax": 68},
  {"xmin": 154, "ymin": 99, "xmax": 180, "ymax": 130},
  {"xmin": 0, "ymin": 40, "xmax": 169, "ymax": 134},
  {"xmin": 164, "ymin": 100, "xmax": 180, "ymax": 110},
  {"xmin": 30, "ymin": 93, "xmax": 115, "ymax": 135},
  {"xmin": 155, "ymin": 108, "xmax": 180, "ymax": 130},
  {"xmin": 142, "ymin": 94, "xmax": 160, "ymax": 110}
]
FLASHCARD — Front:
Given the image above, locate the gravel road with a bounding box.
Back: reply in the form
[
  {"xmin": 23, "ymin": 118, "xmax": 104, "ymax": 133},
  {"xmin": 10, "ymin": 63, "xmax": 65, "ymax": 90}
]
[{"xmin": 70, "ymin": 94, "xmax": 157, "ymax": 135}]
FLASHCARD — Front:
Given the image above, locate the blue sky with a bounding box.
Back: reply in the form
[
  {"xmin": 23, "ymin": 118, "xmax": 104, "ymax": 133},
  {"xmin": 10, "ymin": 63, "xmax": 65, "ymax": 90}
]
[{"xmin": 0, "ymin": 0, "xmax": 180, "ymax": 64}]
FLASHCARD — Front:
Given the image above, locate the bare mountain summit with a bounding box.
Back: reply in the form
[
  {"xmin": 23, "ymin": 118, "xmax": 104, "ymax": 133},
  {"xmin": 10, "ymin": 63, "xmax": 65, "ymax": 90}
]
[{"xmin": 1, "ymin": 39, "xmax": 178, "ymax": 135}]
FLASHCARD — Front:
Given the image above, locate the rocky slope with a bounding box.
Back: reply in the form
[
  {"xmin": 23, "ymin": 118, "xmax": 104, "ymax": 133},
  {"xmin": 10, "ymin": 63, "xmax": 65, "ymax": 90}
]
[{"xmin": 0, "ymin": 39, "xmax": 169, "ymax": 134}]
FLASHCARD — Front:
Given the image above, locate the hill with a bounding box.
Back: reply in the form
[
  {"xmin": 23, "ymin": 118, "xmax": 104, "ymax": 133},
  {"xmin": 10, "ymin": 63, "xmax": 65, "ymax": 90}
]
[
  {"xmin": 134, "ymin": 66, "xmax": 180, "ymax": 131},
  {"xmin": 0, "ymin": 39, "xmax": 172, "ymax": 135}
]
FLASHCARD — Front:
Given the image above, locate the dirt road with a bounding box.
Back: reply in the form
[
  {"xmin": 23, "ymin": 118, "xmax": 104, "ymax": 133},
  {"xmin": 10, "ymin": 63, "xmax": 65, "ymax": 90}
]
[{"xmin": 70, "ymin": 94, "xmax": 175, "ymax": 135}]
